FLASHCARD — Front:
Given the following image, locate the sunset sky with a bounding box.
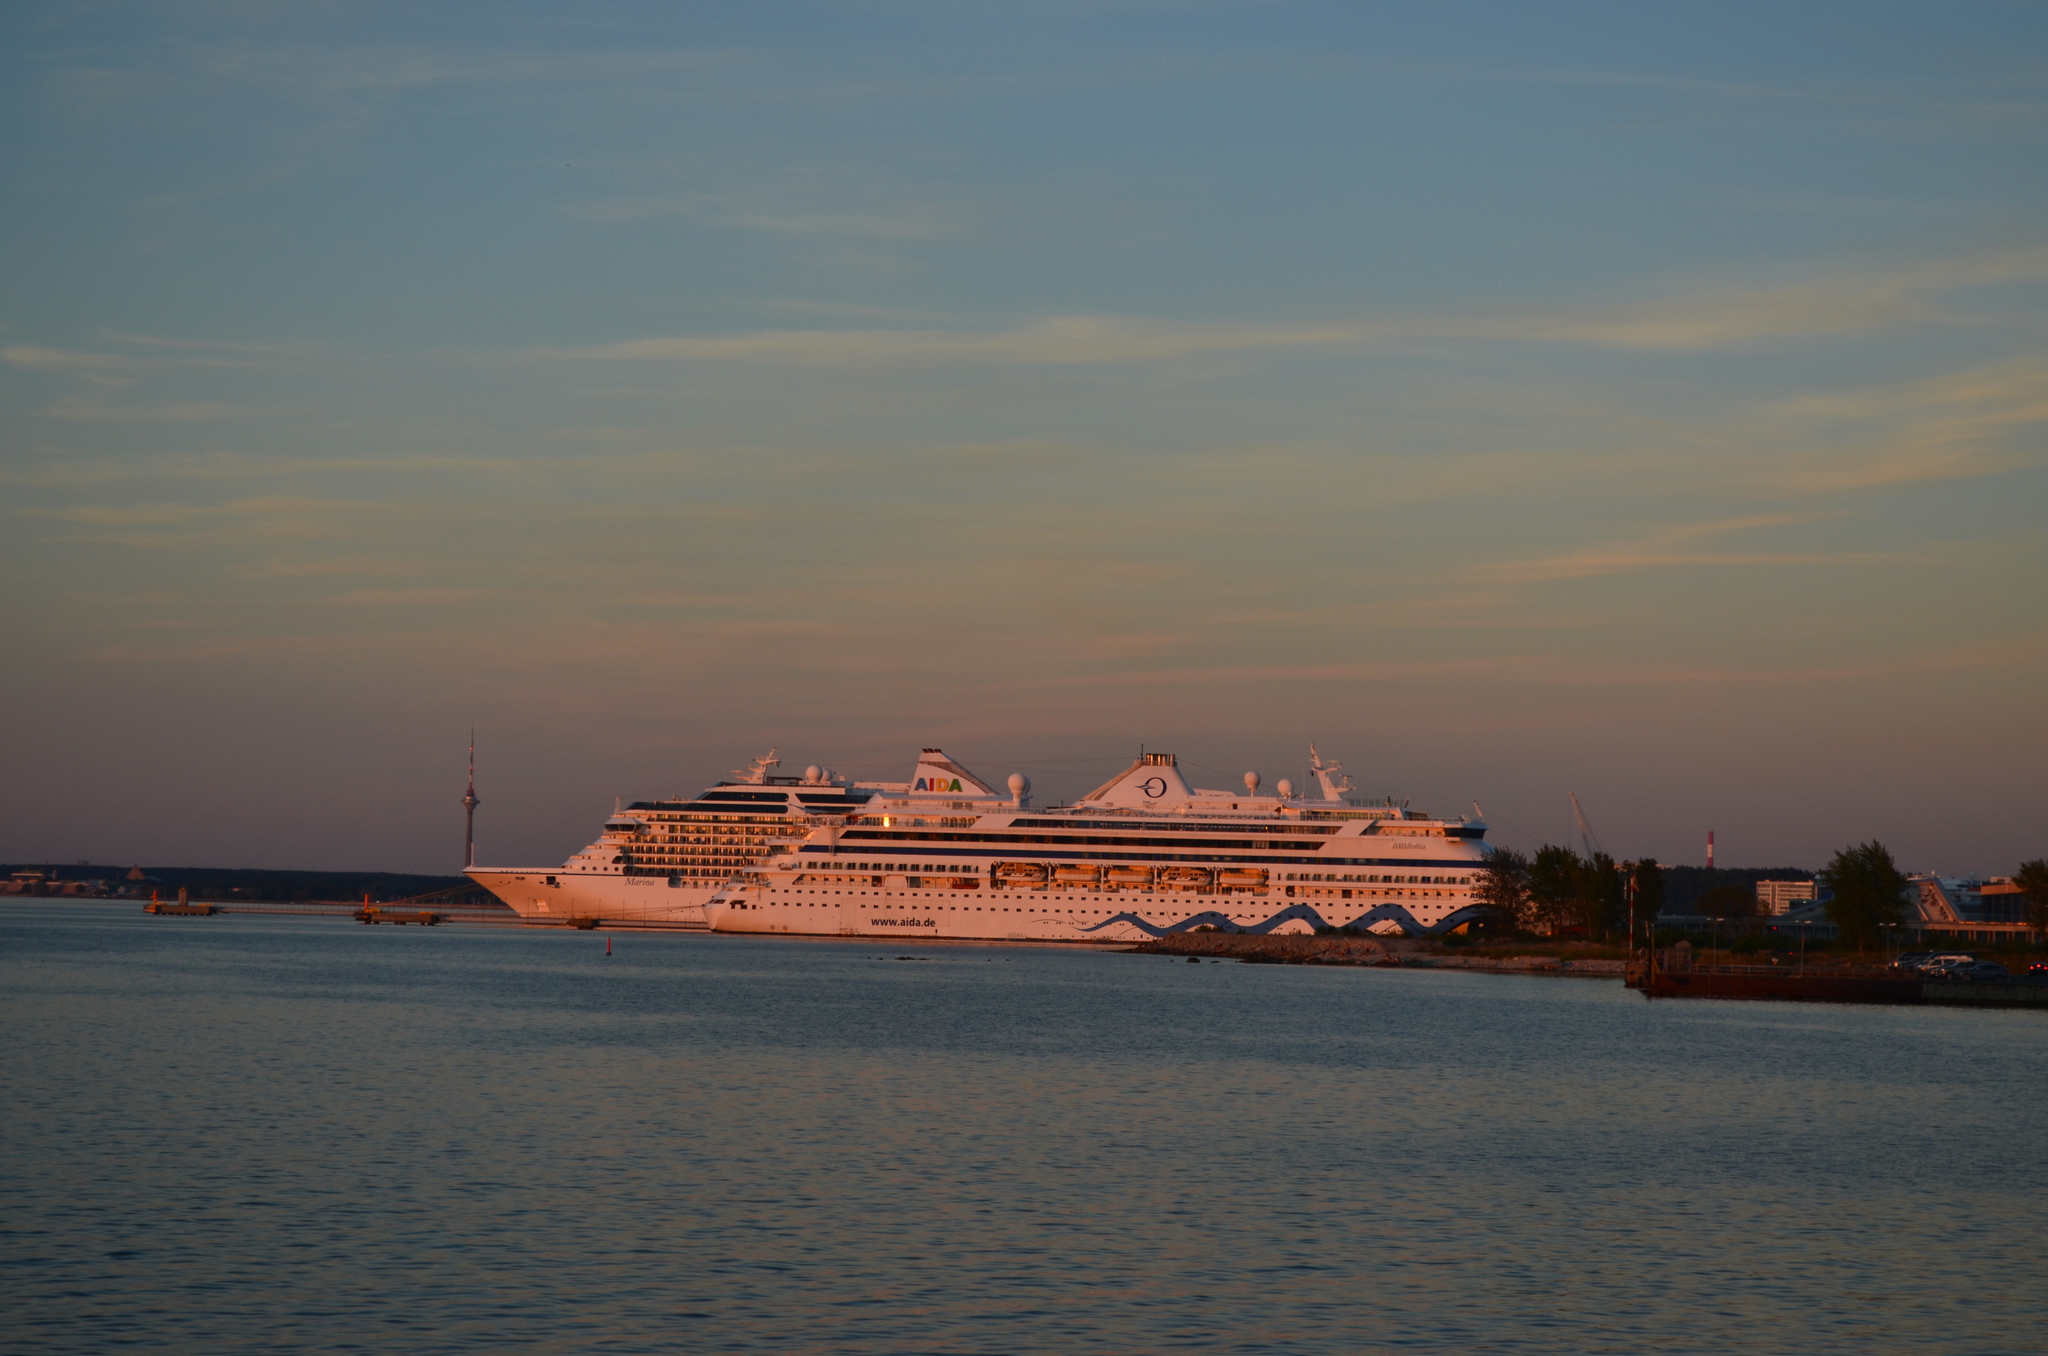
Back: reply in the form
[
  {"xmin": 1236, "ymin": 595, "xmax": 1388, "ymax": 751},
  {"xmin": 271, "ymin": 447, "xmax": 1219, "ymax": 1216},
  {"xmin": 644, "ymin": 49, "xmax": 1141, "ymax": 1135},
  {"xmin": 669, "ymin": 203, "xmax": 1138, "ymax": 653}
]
[{"xmin": 4, "ymin": 2, "xmax": 2044, "ymax": 877}]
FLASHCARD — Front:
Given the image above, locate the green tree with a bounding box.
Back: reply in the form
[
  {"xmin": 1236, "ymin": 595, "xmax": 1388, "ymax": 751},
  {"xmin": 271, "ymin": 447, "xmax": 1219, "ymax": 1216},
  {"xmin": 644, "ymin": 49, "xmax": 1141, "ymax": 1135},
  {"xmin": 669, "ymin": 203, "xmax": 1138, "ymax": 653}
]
[
  {"xmin": 1821, "ymin": 841, "xmax": 1908, "ymax": 950},
  {"xmin": 2015, "ymin": 858, "xmax": 2048, "ymax": 933},
  {"xmin": 1629, "ymin": 858, "xmax": 1664, "ymax": 937},
  {"xmin": 1475, "ymin": 846, "xmax": 1533, "ymax": 931},
  {"xmin": 1576, "ymin": 852, "xmax": 1623, "ymax": 940},
  {"xmin": 1529, "ymin": 845, "xmax": 1582, "ymax": 936},
  {"xmin": 1630, "ymin": 858, "xmax": 1664, "ymax": 914}
]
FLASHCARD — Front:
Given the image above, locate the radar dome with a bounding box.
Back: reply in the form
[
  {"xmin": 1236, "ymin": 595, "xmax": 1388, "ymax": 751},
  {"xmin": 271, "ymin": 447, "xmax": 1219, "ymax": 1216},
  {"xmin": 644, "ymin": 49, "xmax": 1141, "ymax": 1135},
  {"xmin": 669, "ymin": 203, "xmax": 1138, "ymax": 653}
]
[
  {"xmin": 1007, "ymin": 772, "xmax": 1030, "ymax": 797},
  {"xmin": 1244, "ymin": 771, "xmax": 1261, "ymax": 793},
  {"xmin": 1276, "ymin": 777, "xmax": 1294, "ymax": 799}
]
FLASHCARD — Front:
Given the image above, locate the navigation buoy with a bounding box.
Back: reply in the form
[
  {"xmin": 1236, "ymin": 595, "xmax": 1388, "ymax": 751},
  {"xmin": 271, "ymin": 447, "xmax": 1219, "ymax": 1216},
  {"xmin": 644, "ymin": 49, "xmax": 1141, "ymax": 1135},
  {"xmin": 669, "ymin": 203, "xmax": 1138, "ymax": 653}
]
[{"xmin": 606, "ymin": 936, "xmax": 612, "ymax": 956}]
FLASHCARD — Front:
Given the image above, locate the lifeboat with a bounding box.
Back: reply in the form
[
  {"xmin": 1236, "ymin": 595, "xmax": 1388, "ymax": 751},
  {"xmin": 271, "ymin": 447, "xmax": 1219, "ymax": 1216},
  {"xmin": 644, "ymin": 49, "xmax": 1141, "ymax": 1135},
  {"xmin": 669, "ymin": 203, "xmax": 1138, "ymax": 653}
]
[
  {"xmin": 1159, "ymin": 866, "xmax": 1213, "ymax": 889},
  {"xmin": 1053, "ymin": 863, "xmax": 1102, "ymax": 885},
  {"xmin": 995, "ymin": 861, "xmax": 1049, "ymax": 883},
  {"xmin": 1105, "ymin": 864, "xmax": 1153, "ymax": 887},
  {"xmin": 1217, "ymin": 868, "xmax": 1269, "ymax": 890}
]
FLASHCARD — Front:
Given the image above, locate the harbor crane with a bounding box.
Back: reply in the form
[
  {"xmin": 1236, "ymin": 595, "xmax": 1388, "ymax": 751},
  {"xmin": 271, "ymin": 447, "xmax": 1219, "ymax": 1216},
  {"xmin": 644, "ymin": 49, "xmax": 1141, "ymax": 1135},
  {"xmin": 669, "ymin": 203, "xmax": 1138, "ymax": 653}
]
[{"xmin": 1569, "ymin": 792, "xmax": 1605, "ymax": 860}]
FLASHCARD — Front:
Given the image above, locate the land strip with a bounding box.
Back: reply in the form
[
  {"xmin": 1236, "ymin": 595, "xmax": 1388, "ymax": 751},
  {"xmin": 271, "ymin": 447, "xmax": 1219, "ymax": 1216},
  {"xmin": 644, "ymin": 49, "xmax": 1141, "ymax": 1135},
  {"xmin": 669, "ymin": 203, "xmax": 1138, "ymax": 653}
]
[{"xmin": 1129, "ymin": 931, "xmax": 1625, "ymax": 976}]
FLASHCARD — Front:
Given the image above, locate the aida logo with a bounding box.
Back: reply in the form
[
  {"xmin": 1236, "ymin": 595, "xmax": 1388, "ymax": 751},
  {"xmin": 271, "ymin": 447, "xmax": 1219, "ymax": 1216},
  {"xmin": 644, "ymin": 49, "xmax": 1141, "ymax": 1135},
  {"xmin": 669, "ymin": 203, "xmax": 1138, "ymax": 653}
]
[{"xmin": 915, "ymin": 777, "xmax": 964, "ymax": 792}]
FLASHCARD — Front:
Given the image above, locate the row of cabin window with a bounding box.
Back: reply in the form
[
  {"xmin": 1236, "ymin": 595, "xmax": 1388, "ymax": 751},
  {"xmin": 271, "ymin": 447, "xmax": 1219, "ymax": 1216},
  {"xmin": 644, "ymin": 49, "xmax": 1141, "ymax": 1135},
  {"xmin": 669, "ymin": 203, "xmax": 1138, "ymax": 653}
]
[{"xmin": 1289, "ymin": 872, "xmax": 1468, "ymax": 884}]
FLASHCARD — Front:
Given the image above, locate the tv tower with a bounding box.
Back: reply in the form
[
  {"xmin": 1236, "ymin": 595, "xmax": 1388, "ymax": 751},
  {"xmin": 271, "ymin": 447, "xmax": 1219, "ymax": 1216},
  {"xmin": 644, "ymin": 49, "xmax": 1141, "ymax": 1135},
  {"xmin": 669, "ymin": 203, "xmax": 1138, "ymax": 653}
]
[{"xmin": 463, "ymin": 730, "xmax": 480, "ymax": 868}]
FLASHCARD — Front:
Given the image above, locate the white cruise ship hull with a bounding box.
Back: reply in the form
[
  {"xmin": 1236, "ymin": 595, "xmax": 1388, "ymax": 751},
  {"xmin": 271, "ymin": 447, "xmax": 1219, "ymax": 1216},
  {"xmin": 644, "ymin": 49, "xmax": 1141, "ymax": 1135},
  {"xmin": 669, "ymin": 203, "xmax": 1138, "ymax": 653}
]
[
  {"xmin": 466, "ymin": 868, "xmax": 716, "ymax": 927},
  {"xmin": 704, "ymin": 892, "xmax": 1475, "ymax": 942}
]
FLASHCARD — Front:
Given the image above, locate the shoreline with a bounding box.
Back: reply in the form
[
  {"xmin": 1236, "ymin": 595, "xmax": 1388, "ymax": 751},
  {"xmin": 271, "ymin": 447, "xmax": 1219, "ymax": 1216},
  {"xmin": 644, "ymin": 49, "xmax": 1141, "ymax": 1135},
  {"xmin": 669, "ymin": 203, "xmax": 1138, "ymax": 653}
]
[{"xmin": 1128, "ymin": 931, "xmax": 1626, "ymax": 977}]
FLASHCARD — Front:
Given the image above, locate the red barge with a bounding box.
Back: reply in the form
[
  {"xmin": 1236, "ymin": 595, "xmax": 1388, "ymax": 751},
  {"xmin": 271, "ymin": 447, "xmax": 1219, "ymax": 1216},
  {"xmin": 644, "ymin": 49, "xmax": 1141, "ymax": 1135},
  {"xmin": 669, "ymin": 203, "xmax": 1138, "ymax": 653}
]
[
  {"xmin": 1626, "ymin": 948, "xmax": 2047, "ymax": 1007},
  {"xmin": 1634, "ymin": 961, "xmax": 1919, "ymax": 1005}
]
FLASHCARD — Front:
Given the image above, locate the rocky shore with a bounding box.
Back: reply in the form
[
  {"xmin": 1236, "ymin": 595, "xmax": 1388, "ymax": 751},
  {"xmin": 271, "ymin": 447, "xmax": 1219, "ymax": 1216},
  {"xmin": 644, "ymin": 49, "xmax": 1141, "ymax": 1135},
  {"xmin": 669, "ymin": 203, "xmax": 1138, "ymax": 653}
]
[{"xmin": 1128, "ymin": 931, "xmax": 1626, "ymax": 977}]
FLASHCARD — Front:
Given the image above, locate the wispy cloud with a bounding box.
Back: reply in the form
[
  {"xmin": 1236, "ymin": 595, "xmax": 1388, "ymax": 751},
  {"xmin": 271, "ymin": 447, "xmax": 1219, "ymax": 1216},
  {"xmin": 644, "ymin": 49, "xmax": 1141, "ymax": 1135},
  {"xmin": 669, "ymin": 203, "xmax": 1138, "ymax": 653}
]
[
  {"xmin": 2, "ymin": 336, "xmax": 295, "ymax": 422},
  {"xmin": 2, "ymin": 346, "xmax": 136, "ymax": 373},
  {"xmin": 179, "ymin": 42, "xmax": 747, "ymax": 97},
  {"xmin": 1412, "ymin": 245, "xmax": 2048, "ymax": 349},
  {"xmin": 27, "ymin": 495, "xmax": 392, "ymax": 546},
  {"xmin": 529, "ymin": 244, "xmax": 2048, "ymax": 368},
  {"xmin": 1471, "ymin": 512, "xmax": 1897, "ymax": 586},
  {"xmin": 567, "ymin": 195, "xmax": 962, "ymax": 240},
  {"xmin": 2, "ymin": 342, "xmax": 285, "ymax": 372},
  {"xmin": 549, "ymin": 316, "xmax": 1359, "ymax": 367},
  {"xmin": 1762, "ymin": 352, "xmax": 2048, "ymax": 493},
  {"xmin": 1028, "ymin": 629, "xmax": 2048, "ymax": 695}
]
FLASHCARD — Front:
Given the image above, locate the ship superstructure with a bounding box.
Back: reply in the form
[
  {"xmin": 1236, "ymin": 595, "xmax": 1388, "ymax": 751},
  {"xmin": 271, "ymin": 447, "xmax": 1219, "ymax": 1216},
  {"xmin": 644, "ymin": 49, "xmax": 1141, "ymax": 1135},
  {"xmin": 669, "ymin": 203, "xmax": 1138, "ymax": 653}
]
[{"xmin": 468, "ymin": 746, "xmax": 1496, "ymax": 940}]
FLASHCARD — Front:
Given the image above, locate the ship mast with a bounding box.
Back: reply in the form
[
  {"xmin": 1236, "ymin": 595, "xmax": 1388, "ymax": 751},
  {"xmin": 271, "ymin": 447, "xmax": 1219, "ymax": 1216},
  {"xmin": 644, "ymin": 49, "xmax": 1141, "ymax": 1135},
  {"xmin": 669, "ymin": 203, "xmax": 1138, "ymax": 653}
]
[{"xmin": 463, "ymin": 729, "xmax": 480, "ymax": 867}]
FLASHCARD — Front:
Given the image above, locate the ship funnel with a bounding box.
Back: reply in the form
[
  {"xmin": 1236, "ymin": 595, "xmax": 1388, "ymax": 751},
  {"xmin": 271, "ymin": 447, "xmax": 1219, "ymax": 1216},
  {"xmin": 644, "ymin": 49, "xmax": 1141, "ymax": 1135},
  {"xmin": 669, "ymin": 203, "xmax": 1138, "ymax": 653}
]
[
  {"xmin": 910, "ymin": 748, "xmax": 997, "ymax": 796},
  {"xmin": 1079, "ymin": 754, "xmax": 1194, "ymax": 809}
]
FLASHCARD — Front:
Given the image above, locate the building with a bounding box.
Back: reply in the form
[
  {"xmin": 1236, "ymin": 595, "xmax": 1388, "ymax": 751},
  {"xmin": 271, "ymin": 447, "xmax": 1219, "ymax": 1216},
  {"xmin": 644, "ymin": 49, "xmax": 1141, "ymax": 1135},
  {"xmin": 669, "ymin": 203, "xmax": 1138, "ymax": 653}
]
[
  {"xmin": 1910, "ymin": 874, "xmax": 2020, "ymax": 924},
  {"xmin": 1754, "ymin": 878, "xmax": 1818, "ymax": 915},
  {"xmin": 1908, "ymin": 874, "xmax": 2038, "ymax": 945},
  {"xmin": 1975, "ymin": 878, "xmax": 2031, "ymax": 924}
]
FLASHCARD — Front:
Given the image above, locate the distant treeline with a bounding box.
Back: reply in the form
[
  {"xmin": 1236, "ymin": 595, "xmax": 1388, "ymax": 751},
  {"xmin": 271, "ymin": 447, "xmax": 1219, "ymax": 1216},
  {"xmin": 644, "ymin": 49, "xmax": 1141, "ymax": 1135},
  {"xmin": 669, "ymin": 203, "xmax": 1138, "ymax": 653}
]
[
  {"xmin": 1658, "ymin": 865, "xmax": 1813, "ymax": 914},
  {"xmin": 5, "ymin": 863, "xmax": 487, "ymax": 904}
]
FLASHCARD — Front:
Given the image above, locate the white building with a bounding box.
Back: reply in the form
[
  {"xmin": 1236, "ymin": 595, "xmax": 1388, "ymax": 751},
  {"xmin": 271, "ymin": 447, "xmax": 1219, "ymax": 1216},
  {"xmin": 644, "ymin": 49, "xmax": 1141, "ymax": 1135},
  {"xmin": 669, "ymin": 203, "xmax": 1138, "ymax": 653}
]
[{"xmin": 1754, "ymin": 878, "xmax": 1818, "ymax": 915}]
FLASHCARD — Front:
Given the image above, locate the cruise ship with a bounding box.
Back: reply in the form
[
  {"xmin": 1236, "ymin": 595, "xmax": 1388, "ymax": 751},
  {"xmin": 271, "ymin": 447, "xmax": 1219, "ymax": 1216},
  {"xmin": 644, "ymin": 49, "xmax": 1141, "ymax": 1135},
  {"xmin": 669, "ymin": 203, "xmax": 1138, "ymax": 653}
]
[{"xmin": 467, "ymin": 747, "xmax": 1495, "ymax": 941}]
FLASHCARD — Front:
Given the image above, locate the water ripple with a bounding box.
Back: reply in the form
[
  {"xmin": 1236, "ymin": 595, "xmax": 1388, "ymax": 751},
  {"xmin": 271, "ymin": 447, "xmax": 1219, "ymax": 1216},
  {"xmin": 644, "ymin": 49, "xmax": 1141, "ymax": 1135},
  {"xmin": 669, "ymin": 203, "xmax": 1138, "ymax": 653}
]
[{"xmin": 2, "ymin": 903, "xmax": 2043, "ymax": 1354}]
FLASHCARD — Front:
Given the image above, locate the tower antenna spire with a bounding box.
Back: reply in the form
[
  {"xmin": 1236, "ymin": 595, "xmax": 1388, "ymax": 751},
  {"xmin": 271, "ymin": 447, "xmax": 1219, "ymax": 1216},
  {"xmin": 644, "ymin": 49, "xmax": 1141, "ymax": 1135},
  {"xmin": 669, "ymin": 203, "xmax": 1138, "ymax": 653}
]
[{"xmin": 463, "ymin": 729, "xmax": 480, "ymax": 868}]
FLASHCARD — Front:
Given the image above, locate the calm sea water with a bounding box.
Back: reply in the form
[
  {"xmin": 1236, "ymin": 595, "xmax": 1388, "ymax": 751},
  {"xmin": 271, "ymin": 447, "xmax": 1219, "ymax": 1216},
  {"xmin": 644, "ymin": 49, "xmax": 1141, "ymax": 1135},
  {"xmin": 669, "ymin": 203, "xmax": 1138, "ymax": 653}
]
[{"xmin": 3, "ymin": 902, "xmax": 2043, "ymax": 1354}]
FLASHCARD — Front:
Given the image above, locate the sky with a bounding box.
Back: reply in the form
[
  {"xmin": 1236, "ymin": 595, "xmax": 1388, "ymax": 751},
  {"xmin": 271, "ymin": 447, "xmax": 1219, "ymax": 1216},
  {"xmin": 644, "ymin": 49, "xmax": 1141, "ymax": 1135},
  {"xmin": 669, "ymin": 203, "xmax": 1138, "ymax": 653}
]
[{"xmin": 3, "ymin": 1, "xmax": 2044, "ymax": 878}]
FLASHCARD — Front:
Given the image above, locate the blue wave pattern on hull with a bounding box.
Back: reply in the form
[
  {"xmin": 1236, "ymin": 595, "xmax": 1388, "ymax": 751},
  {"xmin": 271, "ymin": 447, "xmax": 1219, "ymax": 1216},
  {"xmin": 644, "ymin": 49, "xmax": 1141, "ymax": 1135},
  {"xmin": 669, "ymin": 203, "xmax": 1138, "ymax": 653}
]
[{"xmin": 1078, "ymin": 901, "xmax": 1492, "ymax": 938}]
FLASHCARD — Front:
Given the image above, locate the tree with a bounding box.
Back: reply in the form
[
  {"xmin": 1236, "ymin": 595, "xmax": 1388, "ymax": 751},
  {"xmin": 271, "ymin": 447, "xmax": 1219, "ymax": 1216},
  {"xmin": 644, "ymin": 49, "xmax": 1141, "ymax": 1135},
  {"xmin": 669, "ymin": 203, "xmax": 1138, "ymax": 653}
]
[
  {"xmin": 2016, "ymin": 858, "xmax": 2048, "ymax": 933},
  {"xmin": 1576, "ymin": 852, "xmax": 1623, "ymax": 940},
  {"xmin": 1529, "ymin": 845, "xmax": 1582, "ymax": 936},
  {"xmin": 1629, "ymin": 857, "xmax": 1664, "ymax": 926},
  {"xmin": 1475, "ymin": 846, "xmax": 1533, "ymax": 930},
  {"xmin": 1821, "ymin": 840, "xmax": 1908, "ymax": 950}
]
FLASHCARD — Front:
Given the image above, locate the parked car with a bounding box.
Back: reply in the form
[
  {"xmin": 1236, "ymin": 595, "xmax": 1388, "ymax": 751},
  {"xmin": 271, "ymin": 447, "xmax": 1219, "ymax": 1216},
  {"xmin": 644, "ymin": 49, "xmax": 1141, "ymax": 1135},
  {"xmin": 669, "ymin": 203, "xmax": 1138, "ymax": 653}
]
[
  {"xmin": 1913, "ymin": 953, "xmax": 1978, "ymax": 977},
  {"xmin": 1959, "ymin": 961, "xmax": 2009, "ymax": 981}
]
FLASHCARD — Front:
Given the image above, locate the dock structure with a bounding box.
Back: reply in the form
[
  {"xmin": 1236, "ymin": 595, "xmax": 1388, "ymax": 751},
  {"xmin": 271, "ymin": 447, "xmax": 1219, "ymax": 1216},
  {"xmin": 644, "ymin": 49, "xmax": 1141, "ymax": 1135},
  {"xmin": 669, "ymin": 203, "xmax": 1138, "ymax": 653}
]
[{"xmin": 354, "ymin": 907, "xmax": 442, "ymax": 926}]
